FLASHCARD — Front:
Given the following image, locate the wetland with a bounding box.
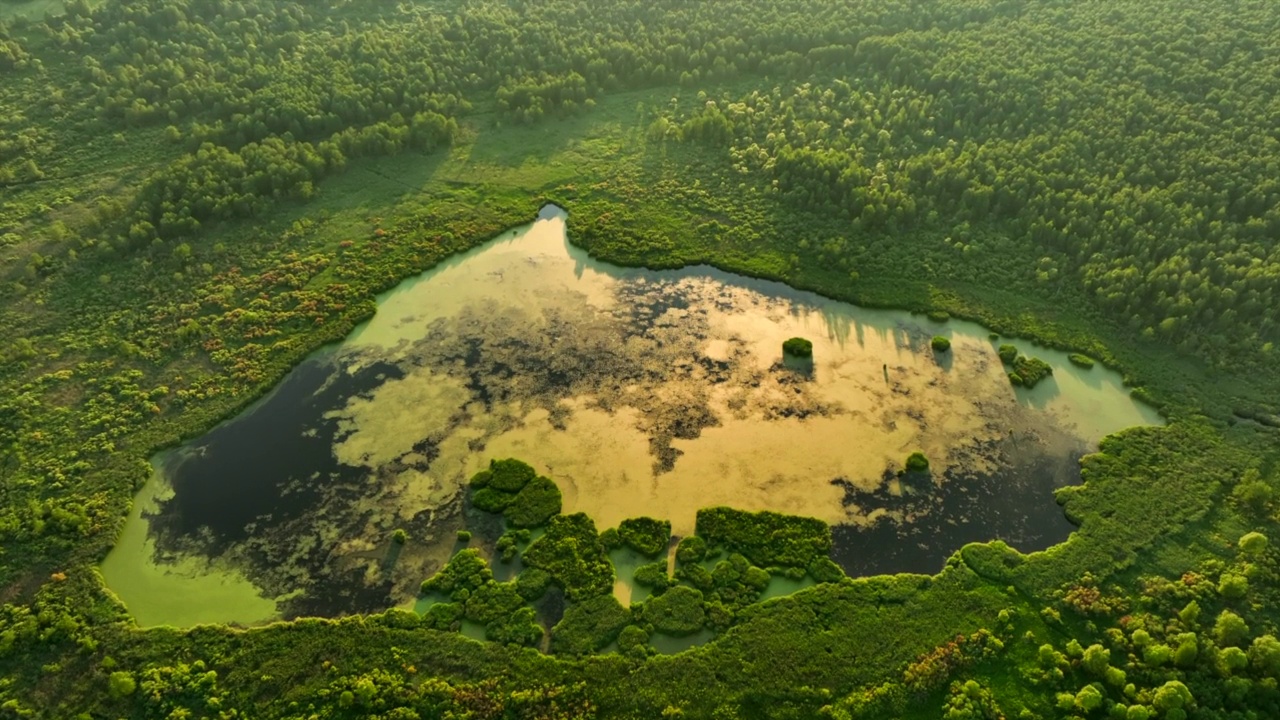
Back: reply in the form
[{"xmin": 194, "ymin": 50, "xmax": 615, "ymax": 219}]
[{"xmin": 101, "ymin": 207, "xmax": 1162, "ymax": 628}]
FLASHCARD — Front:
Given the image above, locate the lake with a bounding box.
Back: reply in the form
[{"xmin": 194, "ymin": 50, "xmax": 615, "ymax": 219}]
[{"xmin": 101, "ymin": 206, "xmax": 1162, "ymax": 627}]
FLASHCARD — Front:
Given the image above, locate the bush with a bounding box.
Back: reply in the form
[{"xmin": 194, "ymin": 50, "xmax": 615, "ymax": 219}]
[
  {"xmin": 1011, "ymin": 355, "xmax": 1053, "ymax": 388},
  {"xmin": 421, "ymin": 549, "xmax": 493, "ymax": 598},
  {"xmin": 676, "ymin": 536, "xmax": 707, "ymax": 565},
  {"xmin": 998, "ymin": 344, "xmax": 1019, "ymax": 365},
  {"xmin": 927, "ymin": 310, "xmax": 950, "ymax": 323},
  {"xmin": 695, "ymin": 507, "xmax": 832, "ymax": 568},
  {"xmin": 618, "ymin": 517, "xmax": 672, "ymax": 558},
  {"xmin": 108, "ymin": 671, "xmax": 137, "ymax": 698},
  {"xmin": 472, "ymin": 486, "xmax": 517, "ymax": 513},
  {"xmin": 515, "ymin": 567, "xmax": 552, "ymax": 600},
  {"xmin": 487, "ymin": 458, "xmax": 537, "ymax": 492},
  {"xmin": 504, "ymin": 475, "xmax": 562, "ymax": 527},
  {"xmin": 1238, "ymin": 531, "xmax": 1269, "ymax": 555},
  {"xmin": 551, "ymin": 595, "xmax": 632, "ymax": 655},
  {"xmin": 931, "ymin": 336, "xmax": 951, "ymax": 352},
  {"xmin": 641, "ymin": 586, "xmax": 707, "ymax": 636},
  {"xmin": 456, "ymin": 530, "xmax": 472, "ymax": 543},
  {"xmin": 809, "ymin": 556, "xmax": 845, "ymax": 583},
  {"xmin": 634, "ymin": 561, "xmax": 671, "ymax": 591},
  {"xmin": 1069, "ymin": 353, "xmax": 1095, "ymax": 369},
  {"xmin": 905, "ymin": 452, "xmax": 930, "ymax": 473},
  {"xmin": 392, "ymin": 528, "xmax": 408, "ymax": 544},
  {"xmin": 617, "ymin": 625, "xmax": 652, "ymax": 658},
  {"xmin": 421, "ymin": 602, "xmax": 463, "ymax": 630},
  {"xmin": 523, "ymin": 513, "xmax": 614, "ymax": 601},
  {"xmin": 782, "ymin": 337, "xmax": 813, "ymax": 358}
]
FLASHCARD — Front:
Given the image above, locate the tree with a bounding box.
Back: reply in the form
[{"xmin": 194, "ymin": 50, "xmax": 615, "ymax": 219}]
[{"xmin": 1214, "ymin": 610, "xmax": 1250, "ymax": 648}]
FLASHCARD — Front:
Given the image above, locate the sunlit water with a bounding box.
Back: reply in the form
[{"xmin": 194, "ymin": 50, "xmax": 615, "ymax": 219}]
[{"xmin": 101, "ymin": 207, "xmax": 1161, "ymax": 628}]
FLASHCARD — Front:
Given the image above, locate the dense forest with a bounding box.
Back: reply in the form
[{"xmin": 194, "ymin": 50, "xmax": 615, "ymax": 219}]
[{"xmin": 2, "ymin": 0, "xmax": 1280, "ymax": 717}]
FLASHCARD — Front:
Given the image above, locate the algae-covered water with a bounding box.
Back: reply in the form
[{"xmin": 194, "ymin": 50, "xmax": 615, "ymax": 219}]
[{"xmin": 101, "ymin": 206, "xmax": 1161, "ymax": 627}]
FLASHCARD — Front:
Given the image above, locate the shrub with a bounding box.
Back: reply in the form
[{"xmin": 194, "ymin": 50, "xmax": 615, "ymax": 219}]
[
  {"xmin": 465, "ymin": 582, "xmax": 525, "ymax": 626},
  {"xmin": 523, "ymin": 513, "xmax": 614, "ymax": 601},
  {"xmin": 617, "ymin": 625, "xmax": 652, "ymax": 658},
  {"xmin": 931, "ymin": 336, "xmax": 951, "ymax": 352},
  {"xmin": 392, "ymin": 528, "xmax": 408, "ymax": 544},
  {"xmin": 641, "ymin": 586, "xmax": 707, "ymax": 636},
  {"xmin": 634, "ymin": 561, "xmax": 671, "ymax": 590},
  {"xmin": 456, "ymin": 530, "xmax": 472, "ymax": 542},
  {"xmin": 782, "ymin": 337, "xmax": 813, "ymax": 358},
  {"xmin": 809, "ymin": 556, "xmax": 845, "ymax": 583},
  {"xmin": 1069, "ymin": 353, "xmax": 1095, "ymax": 369},
  {"xmin": 421, "ymin": 602, "xmax": 463, "ymax": 630},
  {"xmin": 504, "ymin": 475, "xmax": 562, "ymax": 527},
  {"xmin": 675, "ymin": 536, "xmax": 707, "ymax": 565},
  {"xmin": 997, "ymin": 344, "xmax": 1019, "ymax": 365},
  {"xmin": 927, "ymin": 310, "xmax": 950, "ymax": 323},
  {"xmin": 695, "ymin": 507, "xmax": 832, "ymax": 568},
  {"xmin": 618, "ymin": 517, "xmax": 672, "ymax": 558},
  {"xmin": 421, "ymin": 550, "xmax": 493, "ymax": 598},
  {"xmin": 1238, "ymin": 531, "xmax": 1268, "ymax": 555},
  {"xmin": 108, "ymin": 671, "xmax": 137, "ymax": 698},
  {"xmin": 905, "ymin": 452, "xmax": 930, "ymax": 473},
  {"xmin": 551, "ymin": 595, "xmax": 632, "ymax": 655},
  {"xmin": 1215, "ymin": 610, "xmax": 1250, "ymax": 648},
  {"xmin": 1218, "ymin": 573, "xmax": 1248, "ymax": 600},
  {"xmin": 472, "ymin": 486, "xmax": 517, "ymax": 513},
  {"xmin": 515, "ymin": 567, "xmax": 552, "ymax": 600},
  {"xmin": 1011, "ymin": 355, "xmax": 1053, "ymax": 388},
  {"xmin": 487, "ymin": 458, "xmax": 537, "ymax": 492}
]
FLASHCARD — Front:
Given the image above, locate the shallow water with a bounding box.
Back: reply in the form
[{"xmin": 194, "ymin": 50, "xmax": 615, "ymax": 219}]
[{"xmin": 101, "ymin": 207, "xmax": 1161, "ymax": 627}]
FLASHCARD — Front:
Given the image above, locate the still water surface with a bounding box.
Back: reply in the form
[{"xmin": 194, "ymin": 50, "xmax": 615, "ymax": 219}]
[{"xmin": 101, "ymin": 207, "xmax": 1161, "ymax": 627}]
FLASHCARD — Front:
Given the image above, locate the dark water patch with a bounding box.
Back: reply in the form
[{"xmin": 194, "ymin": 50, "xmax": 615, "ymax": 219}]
[{"xmin": 831, "ymin": 432, "xmax": 1084, "ymax": 577}]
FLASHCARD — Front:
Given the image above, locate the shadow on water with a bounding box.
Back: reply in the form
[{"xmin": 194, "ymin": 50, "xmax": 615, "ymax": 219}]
[{"xmin": 831, "ymin": 435, "xmax": 1083, "ymax": 577}]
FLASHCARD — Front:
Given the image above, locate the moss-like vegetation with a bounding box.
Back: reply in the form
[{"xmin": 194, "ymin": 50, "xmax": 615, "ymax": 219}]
[
  {"xmin": 905, "ymin": 451, "xmax": 930, "ymax": 473},
  {"xmin": 1069, "ymin": 353, "xmax": 1096, "ymax": 369},
  {"xmin": 782, "ymin": 336, "xmax": 813, "ymax": 358},
  {"xmin": 997, "ymin": 344, "xmax": 1020, "ymax": 365},
  {"xmin": 617, "ymin": 517, "xmax": 672, "ymax": 558},
  {"xmin": 927, "ymin": 310, "xmax": 951, "ymax": 323},
  {"xmin": 931, "ymin": 335, "xmax": 951, "ymax": 352},
  {"xmin": 695, "ymin": 507, "xmax": 833, "ymax": 568},
  {"xmin": 550, "ymin": 595, "xmax": 632, "ymax": 655},
  {"xmin": 640, "ymin": 585, "xmax": 707, "ymax": 637},
  {"xmin": 522, "ymin": 513, "xmax": 614, "ymax": 602}
]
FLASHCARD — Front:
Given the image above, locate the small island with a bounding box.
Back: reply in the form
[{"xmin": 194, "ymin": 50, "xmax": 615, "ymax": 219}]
[
  {"xmin": 782, "ymin": 337, "xmax": 813, "ymax": 358},
  {"xmin": 905, "ymin": 451, "xmax": 930, "ymax": 473},
  {"xmin": 997, "ymin": 344, "xmax": 1053, "ymax": 388},
  {"xmin": 1068, "ymin": 353, "xmax": 1096, "ymax": 369}
]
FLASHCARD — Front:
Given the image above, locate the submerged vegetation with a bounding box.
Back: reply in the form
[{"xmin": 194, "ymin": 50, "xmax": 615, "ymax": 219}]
[{"xmin": 0, "ymin": 0, "xmax": 1279, "ymax": 716}]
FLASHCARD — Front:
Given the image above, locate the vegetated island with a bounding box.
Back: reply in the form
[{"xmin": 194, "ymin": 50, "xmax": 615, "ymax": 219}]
[
  {"xmin": 998, "ymin": 343, "xmax": 1053, "ymax": 388},
  {"xmin": 782, "ymin": 336, "xmax": 814, "ymax": 358}
]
